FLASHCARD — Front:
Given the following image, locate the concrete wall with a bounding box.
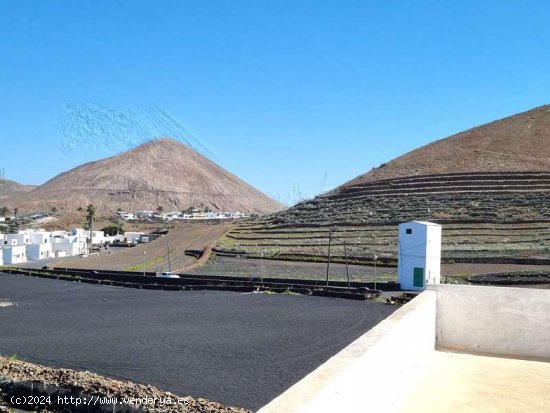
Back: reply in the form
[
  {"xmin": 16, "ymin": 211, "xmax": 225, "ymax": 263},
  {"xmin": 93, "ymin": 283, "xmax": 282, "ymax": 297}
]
[
  {"xmin": 259, "ymin": 291, "xmax": 437, "ymax": 413},
  {"xmin": 429, "ymin": 284, "xmax": 550, "ymax": 360}
]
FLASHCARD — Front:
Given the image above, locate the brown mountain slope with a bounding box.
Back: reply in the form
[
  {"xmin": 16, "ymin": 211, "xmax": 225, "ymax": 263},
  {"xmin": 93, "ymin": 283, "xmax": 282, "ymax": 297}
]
[
  {"xmin": 341, "ymin": 104, "xmax": 550, "ymax": 188},
  {"xmin": 0, "ymin": 179, "xmax": 37, "ymax": 204},
  {"xmin": 13, "ymin": 138, "xmax": 284, "ymax": 214}
]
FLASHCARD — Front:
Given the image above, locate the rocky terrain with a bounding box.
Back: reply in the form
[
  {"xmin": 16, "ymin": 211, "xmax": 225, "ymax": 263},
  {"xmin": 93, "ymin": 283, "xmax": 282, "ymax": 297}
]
[
  {"xmin": 8, "ymin": 138, "xmax": 284, "ymax": 215},
  {"xmin": 0, "ymin": 356, "xmax": 250, "ymax": 413}
]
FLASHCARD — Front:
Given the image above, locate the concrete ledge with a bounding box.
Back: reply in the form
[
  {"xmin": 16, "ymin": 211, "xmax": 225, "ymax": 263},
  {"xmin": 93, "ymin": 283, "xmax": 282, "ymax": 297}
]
[
  {"xmin": 259, "ymin": 291, "xmax": 436, "ymax": 413},
  {"xmin": 428, "ymin": 284, "xmax": 550, "ymax": 360}
]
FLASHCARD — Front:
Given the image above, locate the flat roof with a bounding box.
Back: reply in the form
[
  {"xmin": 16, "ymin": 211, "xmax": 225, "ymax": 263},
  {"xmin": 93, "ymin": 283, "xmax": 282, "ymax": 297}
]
[
  {"xmin": 400, "ymin": 350, "xmax": 550, "ymax": 413},
  {"xmin": 400, "ymin": 221, "xmax": 442, "ymax": 227}
]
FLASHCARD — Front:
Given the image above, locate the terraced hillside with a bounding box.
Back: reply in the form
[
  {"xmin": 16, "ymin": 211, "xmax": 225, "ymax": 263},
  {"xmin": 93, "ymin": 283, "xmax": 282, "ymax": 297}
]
[
  {"xmin": 215, "ymin": 106, "xmax": 550, "ymax": 266},
  {"xmin": 216, "ymin": 172, "xmax": 550, "ymax": 264}
]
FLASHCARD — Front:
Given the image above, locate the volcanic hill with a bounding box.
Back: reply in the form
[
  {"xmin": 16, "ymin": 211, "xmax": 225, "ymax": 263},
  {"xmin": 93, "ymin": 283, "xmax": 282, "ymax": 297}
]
[
  {"xmin": 11, "ymin": 138, "xmax": 284, "ymax": 214},
  {"xmin": 217, "ymin": 105, "xmax": 550, "ymax": 265},
  {"xmin": 0, "ymin": 179, "xmax": 36, "ymax": 204},
  {"xmin": 342, "ymin": 104, "xmax": 550, "ymax": 186}
]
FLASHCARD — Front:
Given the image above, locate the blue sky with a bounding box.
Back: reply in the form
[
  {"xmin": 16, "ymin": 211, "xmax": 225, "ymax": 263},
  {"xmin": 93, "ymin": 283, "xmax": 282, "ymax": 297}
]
[{"xmin": 1, "ymin": 1, "xmax": 550, "ymax": 205}]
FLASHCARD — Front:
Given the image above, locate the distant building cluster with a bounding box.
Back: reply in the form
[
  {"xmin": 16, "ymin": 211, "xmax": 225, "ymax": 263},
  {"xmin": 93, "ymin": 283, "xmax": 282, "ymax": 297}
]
[
  {"xmin": 0, "ymin": 228, "xmax": 145, "ymax": 266},
  {"xmin": 117, "ymin": 210, "xmax": 247, "ymax": 221}
]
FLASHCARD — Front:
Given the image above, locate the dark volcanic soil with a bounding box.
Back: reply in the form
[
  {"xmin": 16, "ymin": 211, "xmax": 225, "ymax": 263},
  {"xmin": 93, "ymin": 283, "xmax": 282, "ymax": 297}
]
[
  {"xmin": 0, "ymin": 356, "xmax": 249, "ymax": 413},
  {"xmin": 0, "ymin": 273, "xmax": 395, "ymax": 411}
]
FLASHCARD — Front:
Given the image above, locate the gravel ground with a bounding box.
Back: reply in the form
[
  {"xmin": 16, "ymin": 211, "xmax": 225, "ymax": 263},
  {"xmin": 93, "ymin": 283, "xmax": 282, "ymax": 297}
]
[
  {"xmin": 0, "ymin": 273, "xmax": 395, "ymax": 411},
  {"xmin": 0, "ymin": 356, "xmax": 249, "ymax": 412}
]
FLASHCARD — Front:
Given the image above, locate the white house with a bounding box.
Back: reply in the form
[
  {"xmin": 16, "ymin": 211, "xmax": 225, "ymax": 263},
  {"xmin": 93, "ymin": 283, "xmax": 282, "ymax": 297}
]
[
  {"xmin": 397, "ymin": 221, "xmax": 442, "ymax": 291},
  {"xmin": 3, "ymin": 245, "xmax": 27, "ymax": 265},
  {"xmin": 122, "ymin": 232, "xmax": 144, "ymax": 243},
  {"xmin": 69, "ymin": 229, "xmax": 107, "ymax": 245},
  {"xmin": 29, "ymin": 231, "xmax": 51, "ymax": 245},
  {"xmin": 26, "ymin": 243, "xmax": 52, "ymax": 261},
  {"xmin": 135, "ymin": 210, "xmax": 154, "ymax": 219},
  {"xmin": 51, "ymin": 238, "xmax": 85, "ymax": 258},
  {"xmin": 3, "ymin": 233, "xmax": 31, "ymax": 246}
]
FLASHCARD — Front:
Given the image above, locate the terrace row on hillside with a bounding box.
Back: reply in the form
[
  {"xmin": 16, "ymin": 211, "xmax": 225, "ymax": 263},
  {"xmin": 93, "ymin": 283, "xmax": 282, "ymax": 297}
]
[{"xmin": 215, "ymin": 172, "xmax": 550, "ymax": 264}]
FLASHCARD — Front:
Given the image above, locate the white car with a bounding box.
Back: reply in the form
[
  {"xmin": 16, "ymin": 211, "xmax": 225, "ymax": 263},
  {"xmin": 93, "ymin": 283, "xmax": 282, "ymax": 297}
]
[{"xmin": 156, "ymin": 272, "xmax": 180, "ymax": 279}]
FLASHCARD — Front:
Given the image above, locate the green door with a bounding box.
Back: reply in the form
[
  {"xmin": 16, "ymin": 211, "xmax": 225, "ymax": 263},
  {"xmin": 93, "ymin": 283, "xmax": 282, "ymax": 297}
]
[{"xmin": 413, "ymin": 267, "xmax": 424, "ymax": 288}]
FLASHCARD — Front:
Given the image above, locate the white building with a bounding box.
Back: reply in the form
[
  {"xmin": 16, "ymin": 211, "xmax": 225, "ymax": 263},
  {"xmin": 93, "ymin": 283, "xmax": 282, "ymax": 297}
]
[
  {"xmin": 3, "ymin": 233, "xmax": 31, "ymax": 246},
  {"xmin": 135, "ymin": 210, "xmax": 154, "ymax": 219},
  {"xmin": 51, "ymin": 238, "xmax": 86, "ymax": 258},
  {"xmin": 397, "ymin": 221, "xmax": 442, "ymax": 291},
  {"xmin": 117, "ymin": 212, "xmax": 136, "ymax": 220},
  {"xmin": 69, "ymin": 229, "xmax": 108, "ymax": 245},
  {"xmin": 3, "ymin": 245, "xmax": 27, "ymax": 265},
  {"xmin": 26, "ymin": 243, "xmax": 52, "ymax": 261},
  {"xmin": 122, "ymin": 232, "xmax": 144, "ymax": 243}
]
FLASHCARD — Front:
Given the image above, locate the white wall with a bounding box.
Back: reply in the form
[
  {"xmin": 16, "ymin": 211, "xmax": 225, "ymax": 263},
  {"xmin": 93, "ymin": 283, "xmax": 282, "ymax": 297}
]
[
  {"xmin": 3, "ymin": 245, "xmax": 27, "ymax": 264},
  {"xmin": 4, "ymin": 234, "xmax": 30, "ymax": 246},
  {"xmin": 425, "ymin": 224, "xmax": 441, "ymax": 285},
  {"xmin": 123, "ymin": 232, "xmax": 144, "ymax": 243},
  {"xmin": 52, "ymin": 239, "xmax": 86, "ymax": 257},
  {"xmin": 259, "ymin": 291, "xmax": 437, "ymax": 413},
  {"xmin": 30, "ymin": 232, "xmax": 51, "ymax": 245},
  {"xmin": 26, "ymin": 243, "xmax": 52, "ymax": 261},
  {"xmin": 429, "ymin": 284, "xmax": 550, "ymax": 360}
]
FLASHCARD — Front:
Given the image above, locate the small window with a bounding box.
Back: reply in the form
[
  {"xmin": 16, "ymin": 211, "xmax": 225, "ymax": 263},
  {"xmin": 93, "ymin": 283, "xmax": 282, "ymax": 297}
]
[{"xmin": 406, "ymin": 228, "xmax": 413, "ymax": 235}]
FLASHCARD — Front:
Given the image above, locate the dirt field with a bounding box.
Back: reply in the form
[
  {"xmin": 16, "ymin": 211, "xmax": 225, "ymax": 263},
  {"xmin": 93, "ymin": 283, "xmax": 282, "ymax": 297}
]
[
  {"xmin": 189, "ymin": 255, "xmax": 550, "ymax": 284},
  {"xmin": 0, "ymin": 273, "xmax": 395, "ymax": 410},
  {"xmin": 190, "ymin": 256, "xmax": 397, "ymax": 283},
  {"xmin": 441, "ymin": 262, "xmax": 550, "ymax": 276},
  {"xmin": 50, "ymin": 223, "xmax": 233, "ymax": 272}
]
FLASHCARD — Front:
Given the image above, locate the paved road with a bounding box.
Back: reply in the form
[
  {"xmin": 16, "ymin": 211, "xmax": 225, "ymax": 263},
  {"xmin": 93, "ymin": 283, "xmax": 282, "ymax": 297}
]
[{"xmin": 0, "ymin": 273, "xmax": 395, "ymax": 410}]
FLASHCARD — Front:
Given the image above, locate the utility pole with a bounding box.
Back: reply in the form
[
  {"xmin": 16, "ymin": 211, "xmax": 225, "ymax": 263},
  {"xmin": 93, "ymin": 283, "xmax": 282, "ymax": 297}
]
[
  {"xmin": 325, "ymin": 229, "xmax": 333, "ymax": 287},
  {"xmin": 260, "ymin": 251, "xmax": 264, "ymax": 286},
  {"xmin": 374, "ymin": 253, "xmax": 378, "ymax": 291},
  {"xmin": 166, "ymin": 236, "xmax": 172, "ymax": 272},
  {"xmin": 143, "ymin": 250, "xmax": 147, "ymax": 276},
  {"xmin": 344, "ymin": 242, "xmax": 351, "ymax": 290}
]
